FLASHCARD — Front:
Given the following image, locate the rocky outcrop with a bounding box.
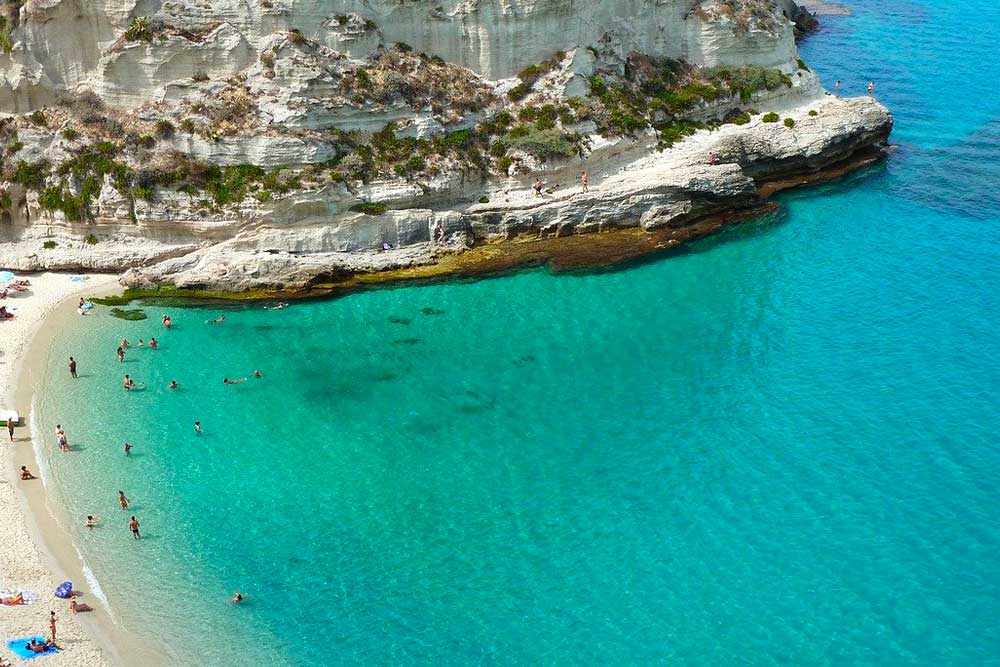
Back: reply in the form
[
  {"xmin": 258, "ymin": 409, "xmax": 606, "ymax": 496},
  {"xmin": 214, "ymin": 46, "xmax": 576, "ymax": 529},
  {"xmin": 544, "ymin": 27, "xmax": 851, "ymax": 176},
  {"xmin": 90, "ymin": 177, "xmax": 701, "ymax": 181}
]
[{"xmin": 0, "ymin": 0, "xmax": 892, "ymax": 291}]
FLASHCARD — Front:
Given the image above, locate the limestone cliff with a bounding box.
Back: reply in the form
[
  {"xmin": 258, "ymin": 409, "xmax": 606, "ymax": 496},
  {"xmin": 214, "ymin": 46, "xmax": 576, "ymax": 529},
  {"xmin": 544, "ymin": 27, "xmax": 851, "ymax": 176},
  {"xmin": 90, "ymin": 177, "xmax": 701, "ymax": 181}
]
[{"xmin": 0, "ymin": 0, "xmax": 893, "ymax": 291}]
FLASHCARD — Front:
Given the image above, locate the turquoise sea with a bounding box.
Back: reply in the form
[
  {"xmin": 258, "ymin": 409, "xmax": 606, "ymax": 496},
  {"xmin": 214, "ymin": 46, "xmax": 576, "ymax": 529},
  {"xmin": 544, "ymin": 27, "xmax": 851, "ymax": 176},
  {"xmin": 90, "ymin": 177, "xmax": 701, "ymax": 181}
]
[{"xmin": 33, "ymin": 1, "xmax": 1000, "ymax": 664}]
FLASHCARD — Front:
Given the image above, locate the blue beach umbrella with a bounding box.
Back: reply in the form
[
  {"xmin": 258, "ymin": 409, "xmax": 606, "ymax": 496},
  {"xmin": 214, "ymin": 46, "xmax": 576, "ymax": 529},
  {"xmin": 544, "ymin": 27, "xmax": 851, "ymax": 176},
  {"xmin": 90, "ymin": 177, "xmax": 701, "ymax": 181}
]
[{"xmin": 0, "ymin": 271, "xmax": 14, "ymax": 283}]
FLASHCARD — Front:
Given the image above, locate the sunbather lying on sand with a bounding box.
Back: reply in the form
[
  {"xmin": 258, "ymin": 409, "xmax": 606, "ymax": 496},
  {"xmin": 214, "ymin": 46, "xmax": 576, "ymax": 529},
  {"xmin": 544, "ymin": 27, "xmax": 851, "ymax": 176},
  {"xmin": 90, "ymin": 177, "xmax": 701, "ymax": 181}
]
[{"xmin": 0, "ymin": 593, "xmax": 23, "ymax": 606}]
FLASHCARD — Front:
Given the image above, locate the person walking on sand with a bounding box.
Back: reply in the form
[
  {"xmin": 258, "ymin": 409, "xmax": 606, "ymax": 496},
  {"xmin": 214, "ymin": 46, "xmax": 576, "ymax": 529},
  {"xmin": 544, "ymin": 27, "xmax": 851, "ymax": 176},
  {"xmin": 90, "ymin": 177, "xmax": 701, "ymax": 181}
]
[
  {"xmin": 533, "ymin": 177, "xmax": 543, "ymax": 197},
  {"xmin": 834, "ymin": 80, "xmax": 841, "ymax": 97},
  {"xmin": 117, "ymin": 346, "xmax": 125, "ymax": 363},
  {"xmin": 68, "ymin": 356, "xmax": 78, "ymax": 379},
  {"xmin": 129, "ymin": 515, "xmax": 141, "ymax": 539},
  {"xmin": 119, "ymin": 490, "xmax": 129, "ymax": 510},
  {"xmin": 581, "ymin": 171, "xmax": 589, "ymax": 193},
  {"xmin": 867, "ymin": 80, "xmax": 875, "ymax": 97},
  {"xmin": 49, "ymin": 611, "xmax": 56, "ymax": 643}
]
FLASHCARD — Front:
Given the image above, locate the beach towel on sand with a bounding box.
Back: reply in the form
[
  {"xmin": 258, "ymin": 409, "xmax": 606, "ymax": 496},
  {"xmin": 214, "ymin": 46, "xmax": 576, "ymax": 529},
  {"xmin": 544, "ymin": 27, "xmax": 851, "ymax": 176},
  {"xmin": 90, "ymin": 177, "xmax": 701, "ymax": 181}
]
[{"xmin": 6, "ymin": 637, "xmax": 57, "ymax": 659}]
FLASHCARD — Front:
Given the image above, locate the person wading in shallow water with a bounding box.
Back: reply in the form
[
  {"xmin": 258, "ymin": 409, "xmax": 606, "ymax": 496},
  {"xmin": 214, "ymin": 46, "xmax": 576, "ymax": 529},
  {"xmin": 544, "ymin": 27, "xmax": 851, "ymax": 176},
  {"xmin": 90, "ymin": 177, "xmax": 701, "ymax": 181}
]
[
  {"xmin": 129, "ymin": 515, "xmax": 141, "ymax": 539},
  {"xmin": 119, "ymin": 490, "xmax": 129, "ymax": 510},
  {"xmin": 68, "ymin": 356, "xmax": 77, "ymax": 379}
]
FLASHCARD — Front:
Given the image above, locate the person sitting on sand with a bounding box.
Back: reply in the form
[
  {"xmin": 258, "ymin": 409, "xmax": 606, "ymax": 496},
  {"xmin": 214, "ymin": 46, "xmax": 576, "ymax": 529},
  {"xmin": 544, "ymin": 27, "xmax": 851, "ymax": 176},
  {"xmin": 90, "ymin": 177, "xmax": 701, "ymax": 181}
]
[
  {"xmin": 69, "ymin": 596, "xmax": 92, "ymax": 614},
  {"xmin": 207, "ymin": 315, "xmax": 225, "ymax": 325},
  {"xmin": 0, "ymin": 305, "xmax": 14, "ymax": 320},
  {"xmin": 229, "ymin": 591, "xmax": 246, "ymax": 604},
  {"xmin": 223, "ymin": 377, "xmax": 247, "ymax": 384},
  {"xmin": 20, "ymin": 465, "xmax": 36, "ymax": 480}
]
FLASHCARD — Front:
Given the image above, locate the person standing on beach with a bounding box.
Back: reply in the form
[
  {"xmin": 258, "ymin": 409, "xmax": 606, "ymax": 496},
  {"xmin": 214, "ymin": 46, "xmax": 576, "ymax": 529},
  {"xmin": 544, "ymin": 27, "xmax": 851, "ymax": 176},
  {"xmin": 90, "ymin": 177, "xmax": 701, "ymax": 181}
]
[
  {"xmin": 7, "ymin": 417, "xmax": 14, "ymax": 443},
  {"xmin": 129, "ymin": 516, "xmax": 141, "ymax": 539},
  {"xmin": 119, "ymin": 490, "xmax": 129, "ymax": 510},
  {"xmin": 581, "ymin": 171, "xmax": 589, "ymax": 193},
  {"xmin": 117, "ymin": 346, "xmax": 125, "ymax": 363},
  {"xmin": 68, "ymin": 357, "xmax": 78, "ymax": 379},
  {"xmin": 49, "ymin": 611, "xmax": 56, "ymax": 642}
]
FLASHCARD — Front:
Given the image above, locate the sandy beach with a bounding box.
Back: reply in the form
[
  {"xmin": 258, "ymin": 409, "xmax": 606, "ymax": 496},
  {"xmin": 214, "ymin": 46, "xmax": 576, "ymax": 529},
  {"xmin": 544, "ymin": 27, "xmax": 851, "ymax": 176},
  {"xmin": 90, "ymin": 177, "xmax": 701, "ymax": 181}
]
[{"xmin": 0, "ymin": 272, "xmax": 120, "ymax": 667}]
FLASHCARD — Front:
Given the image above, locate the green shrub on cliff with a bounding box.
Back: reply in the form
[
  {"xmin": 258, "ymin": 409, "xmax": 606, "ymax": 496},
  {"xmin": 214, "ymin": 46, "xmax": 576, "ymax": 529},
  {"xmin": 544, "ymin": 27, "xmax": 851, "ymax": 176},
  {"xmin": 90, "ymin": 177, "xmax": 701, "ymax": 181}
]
[
  {"xmin": 731, "ymin": 111, "xmax": 752, "ymax": 125},
  {"xmin": 61, "ymin": 127, "xmax": 79, "ymax": 141},
  {"xmin": 808, "ymin": 109, "xmax": 818, "ymax": 117},
  {"xmin": 0, "ymin": 17, "xmax": 13, "ymax": 54},
  {"xmin": 43, "ymin": 240, "xmax": 57, "ymax": 249},
  {"xmin": 762, "ymin": 112, "xmax": 780, "ymax": 123},
  {"xmin": 123, "ymin": 17, "xmax": 155, "ymax": 42},
  {"xmin": 351, "ymin": 202, "xmax": 387, "ymax": 216},
  {"xmin": 504, "ymin": 127, "xmax": 578, "ymax": 160},
  {"xmin": 783, "ymin": 117, "xmax": 795, "ymax": 128}
]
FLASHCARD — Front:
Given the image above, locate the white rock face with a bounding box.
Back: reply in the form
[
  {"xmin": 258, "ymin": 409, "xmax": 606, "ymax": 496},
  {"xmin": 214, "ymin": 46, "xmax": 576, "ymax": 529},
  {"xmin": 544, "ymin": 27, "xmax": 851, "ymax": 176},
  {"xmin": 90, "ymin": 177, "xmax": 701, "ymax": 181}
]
[{"xmin": 1, "ymin": 0, "xmax": 804, "ymax": 112}]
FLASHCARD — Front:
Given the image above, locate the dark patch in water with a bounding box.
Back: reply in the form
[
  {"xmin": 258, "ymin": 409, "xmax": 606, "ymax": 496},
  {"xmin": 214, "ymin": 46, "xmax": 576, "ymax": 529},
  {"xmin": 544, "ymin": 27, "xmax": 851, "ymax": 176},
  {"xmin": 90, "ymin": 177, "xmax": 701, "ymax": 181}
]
[
  {"xmin": 370, "ymin": 371, "xmax": 398, "ymax": 383},
  {"xmin": 392, "ymin": 338, "xmax": 421, "ymax": 345},
  {"xmin": 252, "ymin": 324, "xmax": 275, "ymax": 331},
  {"xmin": 421, "ymin": 307, "xmax": 445, "ymax": 316},
  {"xmin": 388, "ymin": 316, "xmax": 412, "ymax": 325},
  {"xmin": 513, "ymin": 354, "xmax": 537, "ymax": 366}
]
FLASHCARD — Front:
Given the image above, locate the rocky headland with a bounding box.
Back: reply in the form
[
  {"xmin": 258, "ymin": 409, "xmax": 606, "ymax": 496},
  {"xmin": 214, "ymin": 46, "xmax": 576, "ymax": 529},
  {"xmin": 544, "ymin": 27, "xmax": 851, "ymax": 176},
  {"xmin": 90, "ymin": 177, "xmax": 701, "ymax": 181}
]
[{"xmin": 0, "ymin": 0, "xmax": 892, "ymax": 294}]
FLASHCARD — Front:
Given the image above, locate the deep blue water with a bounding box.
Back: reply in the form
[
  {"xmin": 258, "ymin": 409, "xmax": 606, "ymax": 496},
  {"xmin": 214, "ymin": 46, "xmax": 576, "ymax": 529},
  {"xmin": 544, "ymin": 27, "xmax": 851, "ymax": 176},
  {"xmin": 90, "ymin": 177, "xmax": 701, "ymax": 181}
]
[{"xmin": 34, "ymin": 1, "xmax": 1000, "ymax": 664}]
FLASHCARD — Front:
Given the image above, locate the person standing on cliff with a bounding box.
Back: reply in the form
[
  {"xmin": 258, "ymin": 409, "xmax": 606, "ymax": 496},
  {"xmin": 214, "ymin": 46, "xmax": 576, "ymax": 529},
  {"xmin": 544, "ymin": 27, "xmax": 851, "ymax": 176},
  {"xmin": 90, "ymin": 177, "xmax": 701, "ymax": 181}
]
[
  {"xmin": 867, "ymin": 81, "xmax": 875, "ymax": 97},
  {"xmin": 581, "ymin": 171, "xmax": 589, "ymax": 193},
  {"xmin": 533, "ymin": 177, "xmax": 543, "ymax": 197},
  {"xmin": 68, "ymin": 356, "xmax": 77, "ymax": 379},
  {"xmin": 834, "ymin": 80, "xmax": 841, "ymax": 97}
]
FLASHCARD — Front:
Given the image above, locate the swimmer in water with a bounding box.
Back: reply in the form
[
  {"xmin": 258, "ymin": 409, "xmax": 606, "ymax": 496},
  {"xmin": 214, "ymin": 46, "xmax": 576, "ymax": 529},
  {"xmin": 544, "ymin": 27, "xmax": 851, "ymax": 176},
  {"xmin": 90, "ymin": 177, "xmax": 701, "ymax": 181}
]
[
  {"xmin": 86, "ymin": 515, "xmax": 98, "ymax": 531},
  {"xmin": 194, "ymin": 421, "xmax": 202, "ymax": 434},
  {"xmin": 137, "ymin": 339, "xmax": 144, "ymax": 348},
  {"xmin": 119, "ymin": 490, "xmax": 129, "ymax": 510},
  {"xmin": 121, "ymin": 338, "xmax": 130, "ymax": 348},
  {"xmin": 123, "ymin": 442, "xmax": 133, "ymax": 456},
  {"xmin": 168, "ymin": 380, "xmax": 178, "ymax": 389},
  {"xmin": 223, "ymin": 377, "xmax": 247, "ymax": 384},
  {"xmin": 150, "ymin": 337, "xmax": 158, "ymax": 349},
  {"xmin": 129, "ymin": 515, "xmax": 141, "ymax": 539},
  {"xmin": 206, "ymin": 315, "xmax": 226, "ymax": 325},
  {"xmin": 229, "ymin": 592, "xmax": 246, "ymax": 604},
  {"xmin": 162, "ymin": 314, "xmax": 172, "ymax": 328},
  {"xmin": 117, "ymin": 346, "xmax": 125, "ymax": 363},
  {"xmin": 123, "ymin": 374, "xmax": 134, "ymax": 390},
  {"xmin": 253, "ymin": 370, "xmax": 262, "ymax": 378}
]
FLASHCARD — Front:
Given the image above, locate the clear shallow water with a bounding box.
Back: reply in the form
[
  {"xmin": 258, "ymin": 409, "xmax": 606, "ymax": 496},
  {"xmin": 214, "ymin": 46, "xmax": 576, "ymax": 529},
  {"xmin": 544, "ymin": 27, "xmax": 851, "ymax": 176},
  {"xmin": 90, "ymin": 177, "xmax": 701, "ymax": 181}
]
[{"xmin": 35, "ymin": 1, "xmax": 1000, "ymax": 664}]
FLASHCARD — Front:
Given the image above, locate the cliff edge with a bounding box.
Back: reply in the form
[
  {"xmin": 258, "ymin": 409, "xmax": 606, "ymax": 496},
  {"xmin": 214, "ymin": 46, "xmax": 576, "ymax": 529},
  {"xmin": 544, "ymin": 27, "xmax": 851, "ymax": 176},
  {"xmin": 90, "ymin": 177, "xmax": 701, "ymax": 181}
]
[{"xmin": 0, "ymin": 0, "xmax": 892, "ymax": 292}]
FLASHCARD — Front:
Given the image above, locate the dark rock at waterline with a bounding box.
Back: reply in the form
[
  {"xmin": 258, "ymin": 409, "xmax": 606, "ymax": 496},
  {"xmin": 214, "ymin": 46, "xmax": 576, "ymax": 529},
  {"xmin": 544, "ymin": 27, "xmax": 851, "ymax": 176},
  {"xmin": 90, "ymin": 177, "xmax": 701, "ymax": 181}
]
[
  {"xmin": 392, "ymin": 338, "xmax": 421, "ymax": 345},
  {"xmin": 388, "ymin": 316, "xmax": 412, "ymax": 325},
  {"xmin": 780, "ymin": 0, "xmax": 819, "ymax": 38},
  {"xmin": 421, "ymin": 307, "xmax": 445, "ymax": 316}
]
